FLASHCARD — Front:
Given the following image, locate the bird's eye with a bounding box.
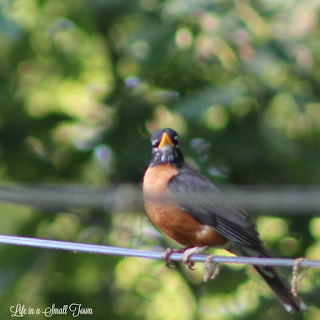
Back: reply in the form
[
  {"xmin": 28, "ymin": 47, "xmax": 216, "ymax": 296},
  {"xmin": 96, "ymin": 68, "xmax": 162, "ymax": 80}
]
[
  {"xmin": 172, "ymin": 135, "xmax": 179, "ymax": 145},
  {"xmin": 151, "ymin": 139, "xmax": 159, "ymax": 147}
]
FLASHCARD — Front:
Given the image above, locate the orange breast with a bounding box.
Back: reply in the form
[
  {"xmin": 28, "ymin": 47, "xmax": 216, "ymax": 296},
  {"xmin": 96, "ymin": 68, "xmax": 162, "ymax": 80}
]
[{"xmin": 143, "ymin": 164, "xmax": 227, "ymax": 247}]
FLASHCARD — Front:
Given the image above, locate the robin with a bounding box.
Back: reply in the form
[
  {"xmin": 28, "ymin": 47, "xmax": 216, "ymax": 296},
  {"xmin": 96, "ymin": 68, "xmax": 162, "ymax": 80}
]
[{"xmin": 143, "ymin": 128, "xmax": 307, "ymax": 313}]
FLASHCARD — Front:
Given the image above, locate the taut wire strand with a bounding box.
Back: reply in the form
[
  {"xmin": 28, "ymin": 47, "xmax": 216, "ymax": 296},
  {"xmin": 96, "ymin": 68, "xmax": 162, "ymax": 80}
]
[{"xmin": 0, "ymin": 234, "xmax": 318, "ymax": 268}]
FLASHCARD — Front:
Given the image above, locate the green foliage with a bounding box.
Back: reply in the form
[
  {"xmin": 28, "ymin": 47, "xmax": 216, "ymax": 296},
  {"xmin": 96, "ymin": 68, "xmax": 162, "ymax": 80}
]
[{"xmin": 0, "ymin": 0, "xmax": 319, "ymax": 318}]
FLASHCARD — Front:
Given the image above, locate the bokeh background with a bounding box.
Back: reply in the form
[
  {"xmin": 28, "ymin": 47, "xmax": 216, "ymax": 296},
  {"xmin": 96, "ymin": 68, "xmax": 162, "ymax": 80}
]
[{"xmin": 1, "ymin": 0, "xmax": 320, "ymax": 319}]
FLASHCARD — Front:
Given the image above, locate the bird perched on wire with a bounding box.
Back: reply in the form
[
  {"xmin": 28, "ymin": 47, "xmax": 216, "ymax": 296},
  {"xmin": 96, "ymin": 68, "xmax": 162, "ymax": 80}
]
[{"xmin": 143, "ymin": 127, "xmax": 307, "ymax": 313}]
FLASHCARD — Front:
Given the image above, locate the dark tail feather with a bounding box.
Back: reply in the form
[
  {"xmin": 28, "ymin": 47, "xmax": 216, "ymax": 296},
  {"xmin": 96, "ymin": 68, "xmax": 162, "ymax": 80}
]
[{"xmin": 254, "ymin": 265, "xmax": 307, "ymax": 313}]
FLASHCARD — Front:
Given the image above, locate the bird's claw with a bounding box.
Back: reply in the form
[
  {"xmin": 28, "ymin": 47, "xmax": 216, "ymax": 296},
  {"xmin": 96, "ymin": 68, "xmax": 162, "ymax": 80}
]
[
  {"xmin": 182, "ymin": 256, "xmax": 196, "ymax": 270},
  {"xmin": 162, "ymin": 248, "xmax": 176, "ymax": 268},
  {"xmin": 163, "ymin": 246, "xmax": 209, "ymax": 271},
  {"xmin": 181, "ymin": 246, "xmax": 207, "ymax": 270},
  {"xmin": 182, "ymin": 251, "xmax": 196, "ymax": 270}
]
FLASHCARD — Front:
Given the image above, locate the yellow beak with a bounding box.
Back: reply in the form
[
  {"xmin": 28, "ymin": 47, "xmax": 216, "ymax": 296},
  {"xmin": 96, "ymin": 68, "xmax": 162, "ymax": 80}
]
[{"xmin": 158, "ymin": 132, "xmax": 174, "ymax": 148}]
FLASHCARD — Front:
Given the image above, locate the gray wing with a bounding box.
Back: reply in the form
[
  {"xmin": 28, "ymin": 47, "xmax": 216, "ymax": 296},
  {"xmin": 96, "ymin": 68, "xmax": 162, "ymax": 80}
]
[{"xmin": 168, "ymin": 165, "xmax": 270, "ymax": 257}]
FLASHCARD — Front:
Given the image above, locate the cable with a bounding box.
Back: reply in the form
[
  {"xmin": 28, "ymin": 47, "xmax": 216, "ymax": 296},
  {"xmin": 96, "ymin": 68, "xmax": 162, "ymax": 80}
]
[{"xmin": 0, "ymin": 234, "xmax": 318, "ymax": 268}]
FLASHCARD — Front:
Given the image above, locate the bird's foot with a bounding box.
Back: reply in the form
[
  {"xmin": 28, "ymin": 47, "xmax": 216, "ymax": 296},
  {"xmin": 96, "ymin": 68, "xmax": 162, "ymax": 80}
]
[
  {"xmin": 162, "ymin": 248, "xmax": 175, "ymax": 268},
  {"xmin": 203, "ymin": 254, "xmax": 219, "ymax": 282},
  {"xmin": 182, "ymin": 246, "xmax": 207, "ymax": 270},
  {"xmin": 162, "ymin": 247, "xmax": 187, "ymax": 268},
  {"xmin": 163, "ymin": 246, "xmax": 210, "ymax": 271}
]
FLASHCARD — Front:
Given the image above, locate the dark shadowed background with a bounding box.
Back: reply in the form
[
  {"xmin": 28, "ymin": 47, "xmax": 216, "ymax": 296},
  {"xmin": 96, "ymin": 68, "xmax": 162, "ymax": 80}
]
[{"xmin": 0, "ymin": 0, "xmax": 319, "ymax": 319}]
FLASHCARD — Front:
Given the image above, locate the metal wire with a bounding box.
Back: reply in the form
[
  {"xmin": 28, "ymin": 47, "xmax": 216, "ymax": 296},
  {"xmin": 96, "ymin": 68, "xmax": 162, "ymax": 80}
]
[
  {"xmin": 0, "ymin": 184, "xmax": 319, "ymax": 269},
  {"xmin": 0, "ymin": 234, "xmax": 318, "ymax": 268}
]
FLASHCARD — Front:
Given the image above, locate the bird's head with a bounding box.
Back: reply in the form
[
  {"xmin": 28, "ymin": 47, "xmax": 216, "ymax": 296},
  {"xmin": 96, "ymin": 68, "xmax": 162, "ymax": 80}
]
[{"xmin": 149, "ymin": 128, "xmax": 184, "ymax": 167}]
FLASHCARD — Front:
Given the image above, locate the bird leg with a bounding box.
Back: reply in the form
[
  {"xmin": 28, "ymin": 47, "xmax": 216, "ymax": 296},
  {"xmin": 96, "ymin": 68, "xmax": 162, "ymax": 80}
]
[
  {"xmin": 203, "ymin": 254, "xmax": 219, "ymax": 282},
  {"xmin": 182, "ymin": 246, "xmax": 208, "ymax": 270}
]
